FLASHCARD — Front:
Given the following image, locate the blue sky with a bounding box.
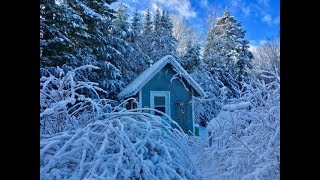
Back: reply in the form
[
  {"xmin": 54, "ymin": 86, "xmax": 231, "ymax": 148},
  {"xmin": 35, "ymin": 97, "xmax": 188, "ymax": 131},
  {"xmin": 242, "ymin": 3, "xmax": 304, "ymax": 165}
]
[{"xmin": 114, "ymin": 0, "xmax": 280, "ymax": 47}]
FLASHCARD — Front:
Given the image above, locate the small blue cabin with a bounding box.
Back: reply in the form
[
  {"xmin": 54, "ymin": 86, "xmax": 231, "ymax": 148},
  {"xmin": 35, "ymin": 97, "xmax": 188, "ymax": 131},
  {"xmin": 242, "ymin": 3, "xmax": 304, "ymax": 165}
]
[{"xmin": 118, "ymin": 55, "xmax": 206, "ymax": 134}]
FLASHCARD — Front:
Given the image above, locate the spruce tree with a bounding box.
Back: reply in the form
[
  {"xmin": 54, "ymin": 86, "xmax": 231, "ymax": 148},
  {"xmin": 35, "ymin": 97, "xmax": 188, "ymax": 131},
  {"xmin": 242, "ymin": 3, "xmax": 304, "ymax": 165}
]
[
  {"xmin": 153, "ymin": 9, "xmax": 162, "ymax": 35},
  {"xmin": 148, "ymin": 9, "xmax": 177, "ymax": 62},
  {"xmin": 181, "ymin": 41, "xmax": 201, "ymax": 73},
  {"xmin": 142, "ymin": 8, "xmax": 152, "ymax": 35},
  {"xmin": 130, "ymin": 9, "xmax": 142, "ymax": 43},
  {"xmin": 203, "ymin": 7, "xmax": 253, "ymax": 98},
  {"xmin": 161, "ymin": 10, "xmax": 177, "ymax": 58},
  {"xmin": 40, "ymin": 0, "xmax": 127, "ymax": 99}
]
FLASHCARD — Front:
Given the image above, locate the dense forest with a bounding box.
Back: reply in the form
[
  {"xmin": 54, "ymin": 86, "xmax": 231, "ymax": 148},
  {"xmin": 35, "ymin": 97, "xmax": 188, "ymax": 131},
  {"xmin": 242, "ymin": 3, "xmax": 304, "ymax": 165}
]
[{"xmin": 40, "ymin": 0, "xmax": 280, "ymax": 179}]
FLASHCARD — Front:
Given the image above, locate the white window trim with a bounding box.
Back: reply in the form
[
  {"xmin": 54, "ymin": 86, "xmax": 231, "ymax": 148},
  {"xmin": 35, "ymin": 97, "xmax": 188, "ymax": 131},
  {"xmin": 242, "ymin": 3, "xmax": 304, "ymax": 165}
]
[{"xmin": 150, "ymin": 91, "xmax": 171, "ymax": 118}]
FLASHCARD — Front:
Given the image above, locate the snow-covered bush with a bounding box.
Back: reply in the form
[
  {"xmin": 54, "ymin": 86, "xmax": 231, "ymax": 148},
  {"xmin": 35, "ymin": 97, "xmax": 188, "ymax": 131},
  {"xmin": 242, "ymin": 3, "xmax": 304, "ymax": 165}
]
[
  {"xmin": 192, "ymin": 64, "xmax": 225, "ymax": 123},
  {"xmin": 40, "ymin": 65, "xmax": 115, "ymax": 135},
  {"xmin": 40, "ymin": 111, "xmax": 200, "ymax": 179},
  {"xmin": 40, "ymin": 65, "xmax": 200, "ymax": 179},
  {"xmin": 196, "ymin": 69, "xmax": 280, "ymax": 179}
]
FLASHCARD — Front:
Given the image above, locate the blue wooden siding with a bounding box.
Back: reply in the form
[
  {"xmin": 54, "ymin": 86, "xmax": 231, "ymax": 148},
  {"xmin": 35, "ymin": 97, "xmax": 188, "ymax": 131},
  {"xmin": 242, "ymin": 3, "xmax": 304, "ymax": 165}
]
[{"xmin": 140, "ymin": 64, "xmax": 194, "ymax": 134}]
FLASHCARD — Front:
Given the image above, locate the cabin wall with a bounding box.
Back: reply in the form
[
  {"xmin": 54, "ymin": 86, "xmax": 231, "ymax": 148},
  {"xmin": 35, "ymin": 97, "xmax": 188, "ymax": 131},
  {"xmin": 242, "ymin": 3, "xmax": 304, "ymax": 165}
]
[{"xmin": 141, "ymin": 64, "xmax": 194, "ymax": 134}]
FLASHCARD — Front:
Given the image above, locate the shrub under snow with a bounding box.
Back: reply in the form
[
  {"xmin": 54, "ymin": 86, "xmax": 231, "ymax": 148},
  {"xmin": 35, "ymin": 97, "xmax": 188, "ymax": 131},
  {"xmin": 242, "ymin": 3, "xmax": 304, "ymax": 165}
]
[
  {"xmin": 194, "ymin": 70, "xmax": 280, "ymax": 179},
  {"xmin": 40, "ymin": 112, "xmax": 199, "ymax": 179},
  {"xmin": 40, "ymin": 66, "xmax": 200, "ymax": 179},
  {"xmin": 40, "ymin": 65, "xmax": 115, "ymax": 135}
]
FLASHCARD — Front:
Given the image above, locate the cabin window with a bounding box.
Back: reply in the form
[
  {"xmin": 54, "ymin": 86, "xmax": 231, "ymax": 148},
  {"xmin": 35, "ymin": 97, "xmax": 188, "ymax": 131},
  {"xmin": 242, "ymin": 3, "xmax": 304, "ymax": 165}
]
[
  {"xmin": 150, "ymin": 91, "xmax": 170, "ymax": 118},
  {"xmin": 154, "ymin": 96, "xmax": 166, "ymax": 115}
]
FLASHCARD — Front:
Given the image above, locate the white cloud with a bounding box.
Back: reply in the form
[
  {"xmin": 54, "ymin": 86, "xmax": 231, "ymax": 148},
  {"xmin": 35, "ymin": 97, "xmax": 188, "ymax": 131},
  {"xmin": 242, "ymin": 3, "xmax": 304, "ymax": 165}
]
[
  {"xmin": 262, "ymin": 14, "xmax": 280, "ymax": 26},
  {"xmin": 230, "ymin": 0, "xmax": 239, "ymax": 8},
  {"xmin": 273, "ymin": 16, "xmax": 280, "ymax": 25},
  {"xmin": 241, "ymin": 5, "xmax": 251, "ymax": 16},
  {"xmin": 257, "ymin": 0, "xmax": 270, "ymax": 7},
  {"xmin": 200, "ymin": 0, "xmax": 208, "ymax": 8},
  {"xmin": 152, "ymin": 0, "xmax": 196, "ymax": 19},
  {"xmin": 229, "ymin": 0, "xmax": 252, "ymax": 17},
  {"xmin": 262, "ymin": 14, "xmax": 272, "ymax": 25}
]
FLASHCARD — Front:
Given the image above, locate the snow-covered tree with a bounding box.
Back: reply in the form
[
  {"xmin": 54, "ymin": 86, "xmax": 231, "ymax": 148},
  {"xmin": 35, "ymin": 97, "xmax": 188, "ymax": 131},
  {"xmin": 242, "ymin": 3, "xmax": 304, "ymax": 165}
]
[
  {"xmin": 40, "ymin": 0, "xmax": 133, "ymax": 99},
  {"xmin": 142, "ymin": 8, "xmax": 152, "ymax": 35},
  {"xmin": 196, "ymin": 68, "xmax": 280, "ymax": 179},
  {"xmin": 112, "ymin": 3, "xmax": 131, "ymax": 40},
  {"xmin": 192, "ymin": 62, "xmax": 225, "ymax": 122},
  {"xmin": 128, "ymin": 9, "xmax": 150, "ymax": 75},
  {"xmin": 172, "ymin": 16, "xmax": 199, "ymax": 56},
  {"xmin": 138, "ymin": 8, "xmax": 177, "ymax": 64},
  {"xmin": 148, "ymin": 9, "xmax": 177, "ymax": 62},
  {"xmin": 181, "ymin": 41, "xmax": 201, "ymax": 73},
  {"xmin": 130, "ymin": 9, "xmax": 142, "ymax": 43},
  {"xmin": 40, "ymin": 0, "xmax": 81, "ymax": 67},
  {"xmin": 235, "ymin": 40, "xmax": 253, "ymax": 86},
  {"xmin": 110, "ymin": 3, "xmax": 137, "ymax": 84},
  {"xmin": 40, "ymin": 65, "xmax": 117, "ymax": 135},
  {"xmin": 153, "ymin": 9, "xmax": 162, "ymax": 35},
  {"xmin": 159, "ymin": 10, "xmax": 177, "ymax": 58},
  {"xmin": 251, "ymin": 34, "xmax": 280, "ymax": 75},
  {"xmin": 202, "ymin": 7, "xmax": 253, "ymax": 98},
  {"xmin": 193, "ymin": 44, "xmax": 280, "ymax": 177}
]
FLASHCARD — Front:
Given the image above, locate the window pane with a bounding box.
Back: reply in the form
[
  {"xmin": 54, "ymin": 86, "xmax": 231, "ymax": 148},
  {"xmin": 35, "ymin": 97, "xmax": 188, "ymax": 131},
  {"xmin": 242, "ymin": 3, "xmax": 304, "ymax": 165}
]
[
  {"xmin": 155, "ymin": 106, "xmax": 165, "ymax": 115},
  {"xmin": 154, "ymin": 96, "xmax": 165, "ymax": 106}
]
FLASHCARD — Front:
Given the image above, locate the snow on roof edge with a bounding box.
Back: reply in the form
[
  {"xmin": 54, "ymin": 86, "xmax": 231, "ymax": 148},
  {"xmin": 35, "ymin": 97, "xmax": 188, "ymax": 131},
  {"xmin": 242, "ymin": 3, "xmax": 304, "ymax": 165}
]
[
  {"xmin": 117, "ymin": 56, "xmax": 170, "ymax": 99},
  {"xmin": 169, "ymin": 56, "xmax": 206, "ymax": 97},
  {"xmin": 117, "ymin": 55, "xmax": 206, "ymax": 99}
]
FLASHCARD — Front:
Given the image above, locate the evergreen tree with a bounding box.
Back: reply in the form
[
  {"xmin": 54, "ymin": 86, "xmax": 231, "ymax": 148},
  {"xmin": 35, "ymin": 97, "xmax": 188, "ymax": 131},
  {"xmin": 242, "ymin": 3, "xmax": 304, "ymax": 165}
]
[
  {"xmin": 111, "ymin": 3, "xmax": 136, "ymax": 84},
  {"xmin": 112, "ymin": 3, "xmax": 131, "ymax": 40},
  {"xmin": 203, "ymin": 8, "xmax": 253, "ymax": 98},
  {"xmin": 40, "ymin": 0, "xmax": 82, "ymax": 67},
  {"xmin": 153, "ymin": 9, "xmax": 162, "ymax": 35},
  {"xmin": 130, "ymin": 9, "xmax": 142, "ymax": 43},
  {"xmin": 129, "ymin": 10, "xmax": 149, "ymax": 76},
  {"xmin": 181, "ymin": 41, "xmax": 201, "ymax": 73},
  {"xmin": 40, "ymin": 0, "xmax": 126, "ymax": 99},
  {"xmin": 138, "ymin": 8, "xmax": 153, "ymax": 64},
  {"xmin": 142, "ymin": 8, "xmax": 152, "ymax": 35},
  {"xmin": 148, "ymin": 9, "xmax": 177, "ymax": 62},
  {"xmin": 235, "ymin": 40, "xmax": 253, "ymax": 85},
  {"xmin": 138, "ymin": 8, "xmax": 177, "ymax": 64},
  {"xmin": 160, "ymin": 10, "xmax": 177, "ymax": 57}
]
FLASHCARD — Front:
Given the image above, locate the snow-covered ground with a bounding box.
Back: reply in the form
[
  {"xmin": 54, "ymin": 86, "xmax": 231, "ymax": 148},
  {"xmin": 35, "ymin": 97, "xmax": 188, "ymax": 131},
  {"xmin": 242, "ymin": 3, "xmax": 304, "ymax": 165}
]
[{"xmin": 199, "ymin": 126, "xmax": 208, "ymax": 139}]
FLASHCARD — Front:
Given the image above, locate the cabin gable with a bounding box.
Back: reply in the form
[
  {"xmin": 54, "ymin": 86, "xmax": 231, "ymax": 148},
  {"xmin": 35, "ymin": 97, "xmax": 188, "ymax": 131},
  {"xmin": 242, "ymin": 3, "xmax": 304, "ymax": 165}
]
[{"xmin": 140, "ymin": 64, "xmax": 194, "ymax": 133}]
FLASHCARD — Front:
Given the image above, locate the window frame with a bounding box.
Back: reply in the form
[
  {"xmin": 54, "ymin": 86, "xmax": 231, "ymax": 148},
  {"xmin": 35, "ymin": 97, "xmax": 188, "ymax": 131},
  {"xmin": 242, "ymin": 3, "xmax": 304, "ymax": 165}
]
[{"xmin": 150, "ymin": 91, "xmax": 171, "ymax": 118}]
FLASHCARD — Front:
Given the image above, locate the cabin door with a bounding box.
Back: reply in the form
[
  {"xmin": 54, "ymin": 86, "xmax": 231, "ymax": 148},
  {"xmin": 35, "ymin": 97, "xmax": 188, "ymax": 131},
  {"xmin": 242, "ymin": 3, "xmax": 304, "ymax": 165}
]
[
  {"xmin": 175, "ymin": 101, "xmax": 187, "ymax": 133},
  {"xmin": 150, "ymin": 91, "xmax": 171, "ymax": 126}
]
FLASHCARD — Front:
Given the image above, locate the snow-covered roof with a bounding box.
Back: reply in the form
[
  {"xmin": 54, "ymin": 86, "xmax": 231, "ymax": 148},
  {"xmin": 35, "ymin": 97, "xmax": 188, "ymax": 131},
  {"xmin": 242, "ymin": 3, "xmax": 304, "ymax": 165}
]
[{"xmin": 118, "ymin": 55, "xmax": 206, "ymax": 99}]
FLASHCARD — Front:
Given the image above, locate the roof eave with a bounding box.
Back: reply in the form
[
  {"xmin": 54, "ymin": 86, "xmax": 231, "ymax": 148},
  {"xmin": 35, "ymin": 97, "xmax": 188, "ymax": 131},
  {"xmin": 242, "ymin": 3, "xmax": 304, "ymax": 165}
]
[{"xmin": 117, "ymin": 55, "xmax": 207, "ymax": 99}]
